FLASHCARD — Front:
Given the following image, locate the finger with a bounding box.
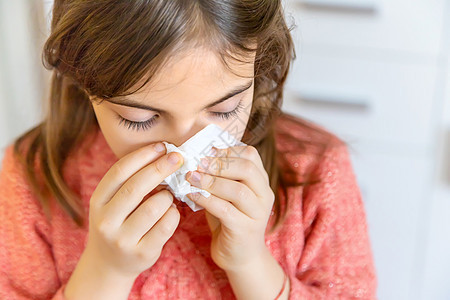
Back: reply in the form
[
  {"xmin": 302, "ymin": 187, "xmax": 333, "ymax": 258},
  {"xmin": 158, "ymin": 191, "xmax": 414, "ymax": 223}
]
[
  {"xmin": 205, "ymin": 211, "xmax": 221, "ymax": 235},
  {"xmin": 120, "ymin": 190, "xmax": 174, "ymax": 246},
  {"xmin": 137, "ymin": 203, "xmax": 180, "ymax": 252},
  {"xmin": 92, "ymin": 142, "xmax": 167, "ymax": 208},
  {"xmin": 211, "ymin": 145, "xmax": 269, "ymax": 184},
  {"xmin": 104, "ymin": 152, "xmax": 183, "ymax": 227},
  {"xmin": 186, "ymin": 191, "xmax": 246, "ymax": 229},
  {"xmin": 186, "ymin": 171, "xmax": 264, "ymax": 220},
  {"xmin": 197, "ymin": 155, "xmax": 269, "ymax": 199}
]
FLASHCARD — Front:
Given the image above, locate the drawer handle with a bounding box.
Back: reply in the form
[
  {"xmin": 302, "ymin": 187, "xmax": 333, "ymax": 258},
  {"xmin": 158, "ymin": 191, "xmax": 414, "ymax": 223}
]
[
  {"xmin": 444, "ymin": 128, "xmax": 450, "ymax": 186},
  {"xmin": 296, "ymin": 0, "xmax": 379, "ymax": 13},
  {"xmin": 294, "ymin": 90, "xmax": 372, "ymax": 111}
]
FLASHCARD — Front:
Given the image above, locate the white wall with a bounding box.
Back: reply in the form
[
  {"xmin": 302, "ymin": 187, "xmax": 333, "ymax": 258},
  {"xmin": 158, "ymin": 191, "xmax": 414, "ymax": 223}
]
[{"xmin": 0, "ymin": 0, "xmax": 50, "ymax": 165}]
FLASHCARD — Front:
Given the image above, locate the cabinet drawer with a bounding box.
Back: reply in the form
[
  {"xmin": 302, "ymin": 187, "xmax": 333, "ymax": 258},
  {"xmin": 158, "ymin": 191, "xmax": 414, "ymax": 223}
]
[
  {"xmin": 349, "ymin": 148, "xmax": 434, "ymax": 300},
  {"xmin": 283, "ymin": 0, "xmax": 445, "ymax": 56},
  {"xmin": 282, "ymin": 52, "xmax": 437, "ymax": 148}
]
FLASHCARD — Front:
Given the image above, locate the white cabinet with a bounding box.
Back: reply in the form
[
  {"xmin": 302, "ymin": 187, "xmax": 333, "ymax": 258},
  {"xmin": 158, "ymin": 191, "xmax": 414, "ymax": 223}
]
[
  {"xmin": 282, "ymin": 0, "xmax": 449, "ymax": 299},
  {"xmin": 421, "ymin": 53, "xmax": 450, "ymax": 300},
  {"xmin": 283, "ymin": 52, "xmax": 438, "ymax": 150},
  {"xmin": 351, "ymin": 148, "xmax": 434, "ymax": 300},
  {"xmin": 283, "ymin": 0, "xmax": 445, "ymax": 56}
]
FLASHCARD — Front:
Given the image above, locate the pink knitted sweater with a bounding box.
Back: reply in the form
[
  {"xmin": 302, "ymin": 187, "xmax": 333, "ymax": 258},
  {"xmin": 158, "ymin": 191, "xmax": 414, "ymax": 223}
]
[{"xmin": 0, "ymin": 113, "xmax": 377, "ymax": 299}]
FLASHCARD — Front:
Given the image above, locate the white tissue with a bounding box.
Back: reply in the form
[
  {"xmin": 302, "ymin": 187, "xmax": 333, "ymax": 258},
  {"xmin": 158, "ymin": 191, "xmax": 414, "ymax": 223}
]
[{"xmin": 160, "ymin": 124, "xmax": 247, "ymax": 212}]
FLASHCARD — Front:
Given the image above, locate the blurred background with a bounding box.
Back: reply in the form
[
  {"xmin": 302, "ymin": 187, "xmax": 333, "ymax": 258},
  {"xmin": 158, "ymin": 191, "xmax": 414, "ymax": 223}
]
[{"xmin": 0, "ymin": 0, "xmax": 449, "ymax": 299}]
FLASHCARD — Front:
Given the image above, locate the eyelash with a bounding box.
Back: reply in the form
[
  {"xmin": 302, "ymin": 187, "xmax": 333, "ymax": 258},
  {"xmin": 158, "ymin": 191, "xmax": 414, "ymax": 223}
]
[{"xmin": 116, "ymin": 99, "xmax": 244, "ymax": 132}]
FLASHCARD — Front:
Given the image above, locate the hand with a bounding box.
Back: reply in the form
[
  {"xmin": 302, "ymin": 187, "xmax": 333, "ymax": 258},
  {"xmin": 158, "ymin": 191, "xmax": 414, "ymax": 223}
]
[
  {"xmin": 82, "ymin": 142, "xmax": 184, "ymax": 278},
  {"xmin": 186, "ymin": 145, "xmax": 275, "ymax": 272}
]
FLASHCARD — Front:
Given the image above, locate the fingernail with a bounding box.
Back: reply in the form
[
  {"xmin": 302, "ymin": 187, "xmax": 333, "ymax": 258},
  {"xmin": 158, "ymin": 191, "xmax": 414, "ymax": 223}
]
[
  {"xmin": 210, "ymin": 147, "xmax": 217, "ymax": 156},
  {"xmin": 189, "ymin": 192, "xmax": 200, "ymax": 201},
  {"xmin": 154, "ymin": 143, "xmax": 165, "ymax": 152},
  {"xmin": 199, "ymin": 158, "xmax": 209, "ymax": 170},
  {"xmin": 168, "ymin": 153, "xmax": 180, "ymax": 164},
  {"xmin": 189, "ymin": 171, "xmax": 201, "ymax": 182}
]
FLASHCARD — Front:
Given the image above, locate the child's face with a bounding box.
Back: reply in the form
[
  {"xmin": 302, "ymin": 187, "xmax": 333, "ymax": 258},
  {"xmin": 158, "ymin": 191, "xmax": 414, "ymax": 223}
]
[{"xmin": 90, "ymin": 47, "xmax": 255, "ymax": 159}]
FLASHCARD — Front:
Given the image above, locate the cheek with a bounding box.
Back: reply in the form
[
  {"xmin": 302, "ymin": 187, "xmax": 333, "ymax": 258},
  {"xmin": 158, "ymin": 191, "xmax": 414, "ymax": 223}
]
[
  {"xmin": 91, "ymin": 104, "xmax": 155, "ymax": 158},
  {"xmin": 231, "ymin": 97, "xmax": 252, "ymax": 141},
  {"xmin": 236, "ymin": 119, "xmax": 249, "ymax": 141},
  {"xmin": 241, "ymin": 96, "xmax": 254, "ymax": 138}
]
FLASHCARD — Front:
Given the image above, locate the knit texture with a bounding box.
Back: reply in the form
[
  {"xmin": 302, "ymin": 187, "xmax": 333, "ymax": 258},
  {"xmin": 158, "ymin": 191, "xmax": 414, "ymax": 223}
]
[{"xmin": 0, "ymin": 113, "xmax": 377, "ymax": 299}]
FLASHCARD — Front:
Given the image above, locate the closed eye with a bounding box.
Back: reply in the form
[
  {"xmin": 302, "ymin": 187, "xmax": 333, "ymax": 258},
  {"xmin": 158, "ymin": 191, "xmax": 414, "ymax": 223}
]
[
  {"xmin": 116, "ymin": 99, "xmax": 244, "ymax": 132},
  {"xmin": 209, "ymin": 99, "xmax": 244, "ymax": 120}
]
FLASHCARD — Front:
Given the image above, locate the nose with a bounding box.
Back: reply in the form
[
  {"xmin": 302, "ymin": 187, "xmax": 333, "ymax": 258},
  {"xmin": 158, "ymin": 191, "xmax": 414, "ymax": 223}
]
[{"xmin": 167, "ymin": 121, "xmax": 210, "ymax": 147}]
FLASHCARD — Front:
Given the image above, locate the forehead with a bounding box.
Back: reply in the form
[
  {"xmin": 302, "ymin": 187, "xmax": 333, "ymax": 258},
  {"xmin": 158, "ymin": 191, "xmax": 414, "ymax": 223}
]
[{"xmin": 133, "ymin": 47, "xmax": 256, "ymax": 97}]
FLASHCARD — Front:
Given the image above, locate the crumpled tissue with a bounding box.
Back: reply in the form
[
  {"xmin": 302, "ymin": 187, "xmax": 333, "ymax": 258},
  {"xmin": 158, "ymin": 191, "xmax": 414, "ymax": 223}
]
[{"xmin": 160, "ymin": 124, "xmax": 246, "ymax": 212}]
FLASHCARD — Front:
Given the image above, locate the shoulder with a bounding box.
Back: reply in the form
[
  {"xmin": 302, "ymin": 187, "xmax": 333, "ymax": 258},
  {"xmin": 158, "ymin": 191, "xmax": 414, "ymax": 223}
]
[
  {"xmin": 274, "ymin": 112, "xmax": 349, "ymax": 184},
  {"xmin": 0, "ymin": 144, "xmax": 29, "ymax": 187},
  {"xmin": 274, "ymin": 112, "xmax": 345, "ymax": 151},
  {"xmin": 274, "ymin": 113, "xmax": 362, "ymax": 221},
  {"xmin": 0, "ymin": 141, "xmax": 42, "ymax": 199},
  {"xmin": 0, "ymin": 143, "xmax": 50, "ymax": 223},
  {"xmin": 0, "ymin": 130, "xmax": 52, "ymax": 215}
]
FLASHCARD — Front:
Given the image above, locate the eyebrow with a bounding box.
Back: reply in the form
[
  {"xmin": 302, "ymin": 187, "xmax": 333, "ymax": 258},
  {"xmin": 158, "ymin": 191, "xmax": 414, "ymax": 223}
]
[{"xmin": 105, "ymin": 80, "xmax": 254, "ymax": 113}]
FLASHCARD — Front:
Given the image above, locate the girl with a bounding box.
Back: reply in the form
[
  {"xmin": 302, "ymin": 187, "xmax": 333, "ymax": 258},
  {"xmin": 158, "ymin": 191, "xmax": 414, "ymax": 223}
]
[{"xmin": 0, "ymin": 0, "xmax": 377, "ymax": 299}]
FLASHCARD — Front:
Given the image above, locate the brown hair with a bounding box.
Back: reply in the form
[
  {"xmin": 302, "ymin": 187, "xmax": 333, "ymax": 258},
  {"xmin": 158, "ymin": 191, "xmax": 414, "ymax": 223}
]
[{"xmin": 13, "ymin": 0, "xmax": 335, "ymax": 233}]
